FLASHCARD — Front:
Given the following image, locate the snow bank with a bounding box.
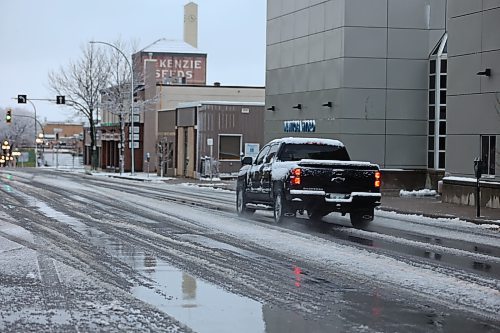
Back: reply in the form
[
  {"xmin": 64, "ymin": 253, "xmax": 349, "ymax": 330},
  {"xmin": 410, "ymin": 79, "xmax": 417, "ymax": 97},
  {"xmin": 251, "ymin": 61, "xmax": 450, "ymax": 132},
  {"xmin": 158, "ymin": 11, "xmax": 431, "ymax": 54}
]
[{"xmin": 399, "ymin": 189, "xmax": 437, "ymax": 197}]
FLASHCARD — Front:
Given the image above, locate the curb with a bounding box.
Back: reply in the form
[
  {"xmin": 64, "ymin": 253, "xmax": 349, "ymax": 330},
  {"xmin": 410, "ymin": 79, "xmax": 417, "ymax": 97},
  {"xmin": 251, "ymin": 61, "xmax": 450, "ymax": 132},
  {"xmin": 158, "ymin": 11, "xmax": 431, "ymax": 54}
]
[{"xmin": 377, "ymin": 206, "xmax": 500, "ymax": 226}]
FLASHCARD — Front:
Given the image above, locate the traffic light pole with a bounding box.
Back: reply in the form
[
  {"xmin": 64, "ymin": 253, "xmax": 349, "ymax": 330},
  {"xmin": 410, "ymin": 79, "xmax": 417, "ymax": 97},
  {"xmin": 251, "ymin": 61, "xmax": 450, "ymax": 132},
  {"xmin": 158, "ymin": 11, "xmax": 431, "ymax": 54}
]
[{"xmin": 25, "ymin": 100, "xmax": 39, "ymax": 167}]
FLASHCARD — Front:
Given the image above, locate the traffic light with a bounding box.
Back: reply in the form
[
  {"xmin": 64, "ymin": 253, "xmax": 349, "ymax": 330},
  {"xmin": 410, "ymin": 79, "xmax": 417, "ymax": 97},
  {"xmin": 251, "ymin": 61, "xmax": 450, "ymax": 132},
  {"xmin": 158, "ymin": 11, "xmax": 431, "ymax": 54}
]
[{"xmin": 6, "ymin": 109, "xmax": 12, "ymax": 124}]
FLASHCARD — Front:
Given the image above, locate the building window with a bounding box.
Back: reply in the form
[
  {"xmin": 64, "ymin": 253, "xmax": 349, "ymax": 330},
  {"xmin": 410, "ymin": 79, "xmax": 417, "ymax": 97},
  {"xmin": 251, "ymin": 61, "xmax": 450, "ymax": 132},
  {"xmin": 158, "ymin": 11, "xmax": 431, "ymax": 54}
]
[
  {"xmin": 219, "ymin": 134, "xmax": 242, "ymax": 160},
  {"xmin": 428, "ymin": 34, "xmax": 447, "ymax": 170},
  {"xmin": 481, "ymin": 135, "xmax": 497, "ymax": 175}
]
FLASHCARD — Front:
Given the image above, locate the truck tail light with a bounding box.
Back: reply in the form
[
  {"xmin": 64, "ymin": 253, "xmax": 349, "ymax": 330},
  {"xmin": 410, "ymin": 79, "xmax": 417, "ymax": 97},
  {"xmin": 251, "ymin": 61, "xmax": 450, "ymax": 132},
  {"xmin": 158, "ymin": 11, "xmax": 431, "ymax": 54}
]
[
  {"xmin": 290, "ymin": 168, "xmax": 301, "ymax": 185},
  {"xmin": 374, "ymin": 171, "xmax": 381, "ymax": 188}
]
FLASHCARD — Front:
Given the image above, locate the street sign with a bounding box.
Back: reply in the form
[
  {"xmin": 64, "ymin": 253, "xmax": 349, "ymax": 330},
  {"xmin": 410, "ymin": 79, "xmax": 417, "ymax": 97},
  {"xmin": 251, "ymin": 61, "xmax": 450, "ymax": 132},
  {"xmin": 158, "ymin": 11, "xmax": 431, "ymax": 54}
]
[
  {"xmin": 128, "ymin": 133, "xmax": 139, "ymax": 141},
  {"xmin": 17, "ymin": 95, "xmax": 27, "ymax": 103},
  {"xmin": 128, "ymin": 142, "xmax": 139, "ymax": 149},
  {"xmin": 56, "ymin": 95, "xmax": 65, "ymax": 104},
  {"xmin": 129, "ymin": 114, "xmax": 140, "ymax": 123}
]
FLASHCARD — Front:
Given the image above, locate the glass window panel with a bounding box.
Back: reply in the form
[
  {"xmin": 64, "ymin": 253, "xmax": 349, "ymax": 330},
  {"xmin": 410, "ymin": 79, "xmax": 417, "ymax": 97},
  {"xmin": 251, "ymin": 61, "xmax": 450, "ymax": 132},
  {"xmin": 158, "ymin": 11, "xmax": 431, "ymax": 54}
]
[
  {"xmin": 440, "ymin": 59, "xmax": 447, "ymax": 73},
  {"xmin": 439, "ymin": 121, "xmax": 446, "ymax": 135},
  {"xmin": 439, "ymin": 152, "xmax": 446, "ymax": 168},
  {"xmin": 429, "ymin": 75, "xmax": 435, "ymax": 89},
  {"xmin": 430, "ymin": 60, "xmax": 436, "ymax": 74},
  {"xmin": 428, "ymin": 152, "xmax": 434, "ymax": 168},
  {"xmin": 428, "ymin": 137, "xmax": 434, "ymax": 150},
  {"xmin": 429, "ymin": 91, "xmax": 435, "ymax": 105},
  {"xmin": 429, "ymin": 106, "xmax": 435, "ymax": 120},
  {"xmin": 482, "ymin": 136, "xmax": 489, "ymax": 166},
  {"xmin": 429, "ymin": 121, "xmax": 435, "ymax": 135},
  {"xmin": 439, "ymin": 137, "xmax": 446, "ymax": 150},
  {"xmin": 443, "ymin": 41, "xmax": 447, "ymax": 53},
  {"xmin": 440, "ymin": 90, "xmax": 446, "ymax": 105},
  {"xmin": 219, "ymin": 135, "xmax": 241, "ymax": 160},
  {"xmin": 489, "ymin": 136, "xmax": 496, "ymax": 175},
  {"xmin": 439, "ymin": 106, "xmax": 446, "ymax": 120},
  {"xmin": 440, "ymin": 75, "xmax": 447, "ymax": 89}
]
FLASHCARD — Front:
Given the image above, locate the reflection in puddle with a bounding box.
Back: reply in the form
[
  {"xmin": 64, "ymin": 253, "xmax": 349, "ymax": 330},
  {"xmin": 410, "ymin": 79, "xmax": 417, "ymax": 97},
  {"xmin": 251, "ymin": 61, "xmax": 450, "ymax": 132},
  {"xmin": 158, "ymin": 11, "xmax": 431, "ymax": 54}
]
[
  {"xmin": 472, "ymin": 261, "xmax": 491, "ymax": 272},
  {"xmin": 347, "ymin": 235, "xmax": 374, "ymax": 247},
  {"xmin": 328, "ymin": 229, "xmax": 499, "ymax": 279},
  {"xmin": 424, "ymin": 251, "xmax": 442, "ymax": 261},
  {"xmin": 130, "ymin": 255, "xmax": 266, "ymax": 333},
  {"xmin": 103, "ymin": 239, "xmax": 346, "ymax": 333},
  {"xmin": 36, "ymin": 201, "xmax": 89, "ymax": 234},
  {"xmin": 292, "ymin": 266, "xmax": 302, "ymax": 288}
]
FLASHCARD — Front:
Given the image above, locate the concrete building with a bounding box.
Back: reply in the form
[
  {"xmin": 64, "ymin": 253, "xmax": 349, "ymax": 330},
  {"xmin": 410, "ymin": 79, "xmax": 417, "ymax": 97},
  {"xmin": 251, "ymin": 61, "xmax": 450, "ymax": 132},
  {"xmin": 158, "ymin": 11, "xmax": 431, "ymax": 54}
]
[
  {"xmin": 266, "ymin": 0, "xmax": 446, "ymax": 168},
  {"xmin": 441, "ymin": 1, "xmax": 500, "ymax": 207},
  {"xmin": 265, "ymin": 0, "xmax": 499, "ymax": 207}
]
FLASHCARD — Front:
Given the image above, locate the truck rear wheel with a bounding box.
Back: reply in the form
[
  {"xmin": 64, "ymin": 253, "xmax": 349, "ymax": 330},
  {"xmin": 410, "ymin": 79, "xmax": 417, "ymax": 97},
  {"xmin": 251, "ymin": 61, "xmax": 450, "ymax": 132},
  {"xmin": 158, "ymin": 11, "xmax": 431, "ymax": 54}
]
[
  {"xmin": 236, "ymin": 188, "xmax": 254, "ymax": 216},
  {"xmin": 350, "ymin": 209, "xmax": 374, "ymax": 229},
  {"xmin": 273, "ymin": 192, "xmax": 288, "ymax": 224}
]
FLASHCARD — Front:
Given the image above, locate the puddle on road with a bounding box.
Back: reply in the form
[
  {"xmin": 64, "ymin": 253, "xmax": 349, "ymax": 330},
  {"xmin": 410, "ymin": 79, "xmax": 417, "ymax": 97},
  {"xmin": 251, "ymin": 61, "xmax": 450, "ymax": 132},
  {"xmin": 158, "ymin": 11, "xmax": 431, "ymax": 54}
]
[
  {"xmin": 36, "ymin": 201, "xmax": 90, "ymax": 235},
  {"xmin": 102, "ymin": 238, "xmax": 345, "ymax": 333},
  {"xmin": 179, "ymin": 234, "xmax": 262, "ymax": 259},
  {"xmin": 101, "ymin": 237, "xmax": 499, "ymax": 333},
  {"xmin": 325, "ymin": 228, "xmax": 500, "ymax": 279}
]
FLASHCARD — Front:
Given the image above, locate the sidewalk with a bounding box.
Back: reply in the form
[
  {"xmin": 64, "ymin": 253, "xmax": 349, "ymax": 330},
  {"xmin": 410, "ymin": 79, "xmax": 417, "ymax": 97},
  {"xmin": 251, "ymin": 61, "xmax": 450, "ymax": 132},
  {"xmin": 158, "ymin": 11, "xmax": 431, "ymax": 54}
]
[
  {"xmin": 89, "ymin": 171, "xmax": 500, "ymax": 226},
  {"xmin": 379, "ymin": 195, "xmax": 500, "ymax": 226}
]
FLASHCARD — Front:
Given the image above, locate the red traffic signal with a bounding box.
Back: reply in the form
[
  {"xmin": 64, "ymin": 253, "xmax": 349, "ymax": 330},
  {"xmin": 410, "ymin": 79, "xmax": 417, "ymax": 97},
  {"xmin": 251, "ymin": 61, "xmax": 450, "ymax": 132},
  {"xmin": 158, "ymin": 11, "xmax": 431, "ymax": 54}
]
[{"xmin": 6, "ymin": 109, "xmax": 12, "ymax": 123}]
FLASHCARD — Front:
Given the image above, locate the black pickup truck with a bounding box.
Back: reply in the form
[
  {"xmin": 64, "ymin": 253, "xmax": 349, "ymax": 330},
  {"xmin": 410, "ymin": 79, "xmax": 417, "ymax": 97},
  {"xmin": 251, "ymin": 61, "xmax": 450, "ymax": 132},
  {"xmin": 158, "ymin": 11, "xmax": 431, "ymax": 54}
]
[{"xmin": 236, "ymin": 137, "xmax": 381, "ymax": 228}]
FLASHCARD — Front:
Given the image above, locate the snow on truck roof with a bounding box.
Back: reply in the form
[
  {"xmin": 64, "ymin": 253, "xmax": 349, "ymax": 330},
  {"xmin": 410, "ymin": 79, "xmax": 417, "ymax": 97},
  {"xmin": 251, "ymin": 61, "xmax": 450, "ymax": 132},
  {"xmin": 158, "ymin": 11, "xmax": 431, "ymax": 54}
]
[{"xmin": 270, "ymin": 137, "xmax": 345, "ymax": 146}]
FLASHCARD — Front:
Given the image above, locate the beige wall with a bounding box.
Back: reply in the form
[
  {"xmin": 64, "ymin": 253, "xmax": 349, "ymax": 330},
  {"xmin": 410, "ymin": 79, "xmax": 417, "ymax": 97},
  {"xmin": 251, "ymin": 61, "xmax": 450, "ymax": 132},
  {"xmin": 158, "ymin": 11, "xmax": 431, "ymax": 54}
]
[
  {"xmin": 43, "ymin": 123, "xmax": 83, "ymax": 138},
  {"xmin": 156, "ymin": 85, "xmax": 265, "ymax": 111}
]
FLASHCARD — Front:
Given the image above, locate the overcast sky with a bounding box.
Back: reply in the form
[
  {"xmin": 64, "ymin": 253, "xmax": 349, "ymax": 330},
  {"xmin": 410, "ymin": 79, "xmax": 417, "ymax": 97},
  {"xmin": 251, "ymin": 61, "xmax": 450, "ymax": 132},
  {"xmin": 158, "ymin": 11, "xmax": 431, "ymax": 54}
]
[{"xmin": 0, "ymin": 0, "xmax": 266, "ymax": 122}]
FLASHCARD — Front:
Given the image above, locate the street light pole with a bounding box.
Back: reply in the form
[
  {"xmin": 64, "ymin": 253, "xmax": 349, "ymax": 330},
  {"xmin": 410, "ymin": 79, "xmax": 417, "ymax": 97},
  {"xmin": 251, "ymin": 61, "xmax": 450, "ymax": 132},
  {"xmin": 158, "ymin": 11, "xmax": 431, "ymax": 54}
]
[
  {"xmin": 27, "ymin": 100, "xmax": 38, "ymax": 167},
  {"xmin": 90, "ymin": 40, "xmax": 135, "ymax": 175}
]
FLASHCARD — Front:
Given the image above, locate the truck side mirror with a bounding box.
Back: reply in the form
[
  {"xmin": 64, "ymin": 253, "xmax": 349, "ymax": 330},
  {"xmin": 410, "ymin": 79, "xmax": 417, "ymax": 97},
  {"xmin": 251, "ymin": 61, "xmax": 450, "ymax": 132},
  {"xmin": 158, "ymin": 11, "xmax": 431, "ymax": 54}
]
[{"xmin": 241, "ymin": 156, "xmax": 253, "ymax": 165}]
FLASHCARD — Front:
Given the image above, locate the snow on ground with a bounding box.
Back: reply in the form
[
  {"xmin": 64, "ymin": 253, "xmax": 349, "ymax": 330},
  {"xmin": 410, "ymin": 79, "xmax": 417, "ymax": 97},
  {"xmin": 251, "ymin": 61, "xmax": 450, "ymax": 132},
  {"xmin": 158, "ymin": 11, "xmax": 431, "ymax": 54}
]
[
  {"xmin": 77, "ymin": 181, "xmax": 500, "ymax": 318},
  {"xmin": 2, "ymin": 170, "xmax": 500, "ymax": 320},
  {"xmin": 399, "ymin": 189, "xmax": 437, "ymax": 197},
  {"xmin": 377, "ymin": 209, "xmax": 500, "ymax": 231}
]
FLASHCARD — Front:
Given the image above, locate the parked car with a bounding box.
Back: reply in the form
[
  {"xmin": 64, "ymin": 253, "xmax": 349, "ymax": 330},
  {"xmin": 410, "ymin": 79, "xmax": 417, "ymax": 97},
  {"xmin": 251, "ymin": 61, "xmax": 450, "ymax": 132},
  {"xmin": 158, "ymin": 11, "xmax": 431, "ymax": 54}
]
[{"xmin": 236, "ymin": 137, "xmax": 381, "ymax": 228}]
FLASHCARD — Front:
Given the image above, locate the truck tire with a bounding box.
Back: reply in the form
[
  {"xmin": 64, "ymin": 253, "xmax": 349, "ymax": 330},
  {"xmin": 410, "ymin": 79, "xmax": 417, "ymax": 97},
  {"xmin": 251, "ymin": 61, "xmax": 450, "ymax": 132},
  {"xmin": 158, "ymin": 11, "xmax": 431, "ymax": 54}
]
[
  {"xmin": 350, "ymin": 209, "xmax": 374, "ymax": 229},
  {"xmin": 236, "ymin": 188, "xmax": 254, "ymax": 216},
  {"xmin": 273, "ymin": 192, "xmax": 288, "ymax": 224}
]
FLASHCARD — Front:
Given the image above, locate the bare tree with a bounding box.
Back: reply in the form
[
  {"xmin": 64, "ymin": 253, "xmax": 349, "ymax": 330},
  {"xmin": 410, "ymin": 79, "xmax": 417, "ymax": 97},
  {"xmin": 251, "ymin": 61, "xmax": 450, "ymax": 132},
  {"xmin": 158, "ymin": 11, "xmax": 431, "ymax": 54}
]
[{"xmin": 48, "ymin": 43, "xmax": 111, "ymax": 169}]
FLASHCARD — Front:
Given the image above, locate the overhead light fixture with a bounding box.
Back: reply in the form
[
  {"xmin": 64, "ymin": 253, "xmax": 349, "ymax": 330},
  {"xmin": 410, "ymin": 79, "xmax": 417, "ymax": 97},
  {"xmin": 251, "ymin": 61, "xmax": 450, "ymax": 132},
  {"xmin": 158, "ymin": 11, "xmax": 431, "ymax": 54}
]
[
  {"xmin": 476, "ymin": 68, "xmax": 491, "ymax": 77},
  {"xmin": 292, "ymin": 104, "xmax": 302, "ymax": 110},
  {"xmin": 266, "ymin": 105, "xmax": 275, "ymax": 111},
  {"xmin": 322, "ymin": 101, "xmax": 332, "ymax": 108}
]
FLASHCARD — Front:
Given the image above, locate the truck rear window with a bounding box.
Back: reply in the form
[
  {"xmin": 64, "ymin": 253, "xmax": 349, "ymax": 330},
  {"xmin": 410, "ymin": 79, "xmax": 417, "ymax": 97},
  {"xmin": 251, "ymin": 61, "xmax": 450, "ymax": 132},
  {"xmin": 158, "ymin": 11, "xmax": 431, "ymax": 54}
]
[{"xmin": 279, "ymin": 144, "xmax": 350, "ymax": 161}]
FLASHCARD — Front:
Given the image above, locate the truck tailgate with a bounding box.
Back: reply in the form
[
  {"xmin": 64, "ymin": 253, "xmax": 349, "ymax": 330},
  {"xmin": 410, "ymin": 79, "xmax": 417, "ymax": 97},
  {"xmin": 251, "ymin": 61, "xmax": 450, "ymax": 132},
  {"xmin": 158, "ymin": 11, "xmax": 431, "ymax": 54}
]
[{"xmin": 297, "ymin": 161, "xmax": 379, "ymax": 193}]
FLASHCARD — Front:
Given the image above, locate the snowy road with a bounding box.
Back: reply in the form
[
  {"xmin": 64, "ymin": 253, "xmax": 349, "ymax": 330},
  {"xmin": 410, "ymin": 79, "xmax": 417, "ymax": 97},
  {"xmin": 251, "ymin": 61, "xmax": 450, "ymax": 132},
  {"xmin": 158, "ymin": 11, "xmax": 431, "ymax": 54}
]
[{"xmin": 0, "ymin": 168, "xmax": 499, "ymax": 332}]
